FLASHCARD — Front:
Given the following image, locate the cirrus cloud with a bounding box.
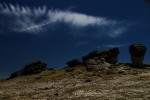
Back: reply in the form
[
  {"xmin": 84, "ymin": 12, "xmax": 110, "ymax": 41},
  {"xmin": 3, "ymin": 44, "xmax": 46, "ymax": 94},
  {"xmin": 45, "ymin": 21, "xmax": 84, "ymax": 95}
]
[
  {"xmin": 48, "ymin": 10, "xmax": 116, "ymax": 27},
  {"xmin": 0, "ymin": 3, "xmax": 130, "ymax": 38},
  {"xmin": 95, "ymin": 43, "xmax": 130, "ymax": 48}
]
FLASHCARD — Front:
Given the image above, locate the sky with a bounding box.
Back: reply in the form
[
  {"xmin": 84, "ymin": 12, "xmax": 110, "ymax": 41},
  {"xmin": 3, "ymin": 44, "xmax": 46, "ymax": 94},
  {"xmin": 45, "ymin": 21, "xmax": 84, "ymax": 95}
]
[{"xmin": 0, "ymin": 0, "xmax": 150, "ymax": 78}]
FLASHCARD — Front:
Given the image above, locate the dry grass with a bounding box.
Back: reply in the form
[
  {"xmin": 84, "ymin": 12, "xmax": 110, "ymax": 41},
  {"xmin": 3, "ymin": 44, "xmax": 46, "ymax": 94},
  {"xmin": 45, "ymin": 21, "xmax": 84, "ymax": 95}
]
[{"xmin": 1, "ymin": 65, "xmax": 150, "ymax": 100}]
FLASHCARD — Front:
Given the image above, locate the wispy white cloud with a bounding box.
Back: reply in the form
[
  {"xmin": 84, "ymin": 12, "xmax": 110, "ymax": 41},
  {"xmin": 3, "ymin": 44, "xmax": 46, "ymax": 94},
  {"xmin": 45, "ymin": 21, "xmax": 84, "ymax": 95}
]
[
  {"xmin": 0, "ymin": 3, "xmax": 130, "ymax": 38},
  {"xmin": 0, "ymin": 3, "xmax": 49, "ymax": 33},
  {"xmin": 95, "ymin": 43, "xmax": 129, "ymax": 48},
  {"xmin": 102, "ymin": 44, "xmax": 130, "ymax": 48},
  {"xmin": 48, "ymin": 10, "xmax": 115, "ymax": 27},
  {"xmin": 108, "ymin": 27, "xmax": 127, "ymax": 38}
]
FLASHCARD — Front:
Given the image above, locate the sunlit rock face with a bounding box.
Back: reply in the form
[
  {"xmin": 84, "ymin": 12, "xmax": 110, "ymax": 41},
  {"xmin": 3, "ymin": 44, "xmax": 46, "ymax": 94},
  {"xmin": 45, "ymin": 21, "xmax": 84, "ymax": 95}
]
[
  {"xmin": 82, "ymin": 48, "xmax": 119, "ymax": 71},
  {"xmin": 129, "ymin": 44, "xmax": 147, "ymax": 68}
]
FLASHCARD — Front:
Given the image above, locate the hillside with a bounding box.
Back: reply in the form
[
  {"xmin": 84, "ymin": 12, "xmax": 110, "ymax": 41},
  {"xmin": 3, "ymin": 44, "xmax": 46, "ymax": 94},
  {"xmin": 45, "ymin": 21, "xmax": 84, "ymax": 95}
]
[
  {"xmin": 0, "ymin": 44, "xmax": 150, "ymax": 100},
  {"xmin": 1, "ymin": 64, "xmax": 150, "ymax": 100}
]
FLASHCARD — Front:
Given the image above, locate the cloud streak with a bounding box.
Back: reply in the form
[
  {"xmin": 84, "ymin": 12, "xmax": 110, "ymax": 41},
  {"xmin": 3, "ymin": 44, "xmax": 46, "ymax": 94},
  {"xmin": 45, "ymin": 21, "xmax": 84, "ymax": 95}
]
[
  {"xmin": 48, "ymin": 10, "xmax": 115, "ymax": 27},
  {"xmin": 95, "ymin": 44, "xmax": 130, "ymax": 49},
  {"xmin": 0, "ymin": 3, "xmax": 129, "ymax": 38},
  {"xmin": 102, "ymin": 44, "xmax": 130, "ymax": 48},
  {"xmin": 0, "ymin": 3, "xmax": 49, "ymax": 33}
]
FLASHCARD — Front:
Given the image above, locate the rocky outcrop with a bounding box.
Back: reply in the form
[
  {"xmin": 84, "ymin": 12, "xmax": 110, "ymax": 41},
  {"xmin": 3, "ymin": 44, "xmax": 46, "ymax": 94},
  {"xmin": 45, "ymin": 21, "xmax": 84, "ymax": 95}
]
[
  {"xmin": 129, "ymin": 44, "xmax": 147, "ymax": 68},
  {"xmin": 66, "ymin": 59, "xmax": 82, "ymax": 67},
  {"xmin": 9, "ymin": 61, "xmax": 53, "ymax": 79},
  {"xmin": 82, "ymin": 48, "xmax": 119, "ymax": 71},
  {"xmin": 22, "ymin": 61, "xmax": 49, "ymax": 75}
]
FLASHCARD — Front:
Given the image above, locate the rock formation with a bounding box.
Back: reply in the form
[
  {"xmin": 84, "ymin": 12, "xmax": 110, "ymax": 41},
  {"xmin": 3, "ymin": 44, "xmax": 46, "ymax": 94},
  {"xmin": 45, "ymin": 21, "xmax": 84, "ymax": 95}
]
[
  {"xmin": 82, "ymin": 48, "xmax": 119, "ymax": 71},
  {"xmin": 66, "ymin": 59, "xmax": 82, "ymax": 67},
  {"xmin": 22, "ymin": 61, "xmax": 48, "ymax": 75},
  {"xmin": 9, "ymin": 61, "xmax": 53, "ymax": 79},
  {"xmin": 129, "ymin": 44, "xmax": 147, "ymax": 68}
]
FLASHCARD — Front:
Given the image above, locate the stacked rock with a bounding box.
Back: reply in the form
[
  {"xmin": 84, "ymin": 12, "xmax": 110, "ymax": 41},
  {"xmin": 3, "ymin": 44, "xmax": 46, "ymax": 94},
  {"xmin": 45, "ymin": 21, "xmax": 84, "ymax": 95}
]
[
  {"xmin": 129, "ymin": 44, "xmax": 146, "ymax": 68},
  {"xmin": 102, "ymin": 48, "xmax": 120, "ymax": 64},
  {"xmin": 82, "ymin": 48, "xmax": 119, "ymax": 65},
  {"xmin": 82, "ymin": 48, "xmax": 119, "ymax": 71}
]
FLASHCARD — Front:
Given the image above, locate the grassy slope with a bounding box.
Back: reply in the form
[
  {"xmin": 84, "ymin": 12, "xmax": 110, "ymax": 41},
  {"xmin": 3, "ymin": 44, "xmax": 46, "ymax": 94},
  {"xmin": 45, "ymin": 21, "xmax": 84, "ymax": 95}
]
[{"xmin": 1, "ymin": 65, "xmax": 150, "ymax": 100}]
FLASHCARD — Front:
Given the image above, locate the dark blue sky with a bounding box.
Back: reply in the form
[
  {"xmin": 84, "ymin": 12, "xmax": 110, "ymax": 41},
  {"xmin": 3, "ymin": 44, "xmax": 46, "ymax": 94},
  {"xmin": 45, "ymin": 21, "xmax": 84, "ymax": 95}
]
[{"xmin": 0, "ymin": 0, "xmax": 150, "ymax": 78}]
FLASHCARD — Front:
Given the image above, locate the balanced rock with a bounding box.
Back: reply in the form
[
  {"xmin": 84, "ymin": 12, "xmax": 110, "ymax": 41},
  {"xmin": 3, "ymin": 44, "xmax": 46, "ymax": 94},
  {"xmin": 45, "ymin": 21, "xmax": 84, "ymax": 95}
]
[
  {"xmin": 82, "ymin": 48, "xmax": 119, "ymax": 71},
  {"xmin": 129, "ymin": 44, "xmax": 146, "ymax": 68},
  {"xmin": 66, "ymin": 59, "xmax": 82, "ymax": 67},
  {"xmin": 9, "ymin": 61, "xmax": 52, "ymax": 79}
]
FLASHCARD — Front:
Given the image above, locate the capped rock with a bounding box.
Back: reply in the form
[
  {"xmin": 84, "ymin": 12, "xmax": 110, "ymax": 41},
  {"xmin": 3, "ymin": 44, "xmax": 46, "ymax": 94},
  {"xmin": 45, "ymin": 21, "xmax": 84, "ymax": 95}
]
[
  {"xmin": 129, "ymin": 44, "xmax": 147, "ymax": 68},
  {"xmin": 129, "ymin": 44, "xmax": 146, "ymax": 57}
]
